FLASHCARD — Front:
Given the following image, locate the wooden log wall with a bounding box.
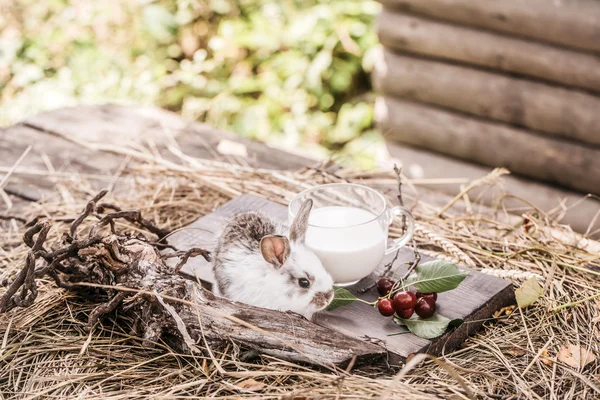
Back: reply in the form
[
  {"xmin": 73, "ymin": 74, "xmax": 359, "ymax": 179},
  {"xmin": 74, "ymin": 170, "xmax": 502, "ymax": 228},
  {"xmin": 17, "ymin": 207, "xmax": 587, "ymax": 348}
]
[{"xmin": 375, "ymin": 0, "xmax": 600, "ymax": 195}]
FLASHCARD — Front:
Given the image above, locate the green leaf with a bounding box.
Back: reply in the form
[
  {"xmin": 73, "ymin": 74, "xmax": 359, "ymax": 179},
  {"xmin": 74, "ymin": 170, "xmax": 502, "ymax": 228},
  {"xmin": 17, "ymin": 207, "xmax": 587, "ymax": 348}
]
[
  {"xmin": 515, "ymin": 277, "xmax": 543, "ymax": 308},
  {"xmin": 325, "ymin": 287, "xmax": 357, "ymax": 311},
  {"xmin": 407, "ymin": 260, "xmax": 469, "ymax": 293},
  {"xmin": 396, "ymin": 314, "xmax": 464, "ymax": 339}
]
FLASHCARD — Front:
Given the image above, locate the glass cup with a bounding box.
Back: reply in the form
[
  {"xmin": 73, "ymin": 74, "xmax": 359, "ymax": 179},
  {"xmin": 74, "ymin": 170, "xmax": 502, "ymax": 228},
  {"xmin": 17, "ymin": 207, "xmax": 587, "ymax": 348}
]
[{"xmin": 288, "ymin": 183, "xmax": 414, "ymax": 286}]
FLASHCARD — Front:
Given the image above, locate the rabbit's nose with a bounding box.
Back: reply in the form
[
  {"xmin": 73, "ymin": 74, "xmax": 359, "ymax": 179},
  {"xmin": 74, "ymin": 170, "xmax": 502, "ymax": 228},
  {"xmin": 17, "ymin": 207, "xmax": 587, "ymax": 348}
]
[{"xmin": 312, "ymin": 290, "xmax": 334, "ymax": 308}]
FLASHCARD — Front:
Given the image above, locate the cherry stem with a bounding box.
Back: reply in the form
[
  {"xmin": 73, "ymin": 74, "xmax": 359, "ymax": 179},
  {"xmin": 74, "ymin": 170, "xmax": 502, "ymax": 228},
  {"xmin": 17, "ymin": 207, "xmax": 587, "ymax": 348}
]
[
  {"xmin": 358, "ymin": 298, "xmax": 377, "ymax": 307},
  {"xmin": 401, "ymin": 238, "xmax": 421, "ymax": 282},
  {"xmin": 386, "ymin": 239, "xmax": 421, "ymax": 297}
]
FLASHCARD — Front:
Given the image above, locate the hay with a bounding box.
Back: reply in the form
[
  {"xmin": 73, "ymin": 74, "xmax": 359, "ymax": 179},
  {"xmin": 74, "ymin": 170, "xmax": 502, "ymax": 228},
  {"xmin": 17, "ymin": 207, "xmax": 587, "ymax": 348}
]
[{"xmin": 1, "ymin": 155, "xmax": 599, "ymax": 399}]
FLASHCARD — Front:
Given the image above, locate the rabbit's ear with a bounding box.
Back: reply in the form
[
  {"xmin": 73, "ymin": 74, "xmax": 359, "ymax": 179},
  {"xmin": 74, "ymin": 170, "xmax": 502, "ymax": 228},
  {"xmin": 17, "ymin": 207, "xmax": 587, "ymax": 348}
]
[
  {"xmin": 260, "ymin": 235, "xmax": 290, "ymax": 267},
  {"xmin": 289, "ymin": 199, "xmax": 313, "ymax": 243}
]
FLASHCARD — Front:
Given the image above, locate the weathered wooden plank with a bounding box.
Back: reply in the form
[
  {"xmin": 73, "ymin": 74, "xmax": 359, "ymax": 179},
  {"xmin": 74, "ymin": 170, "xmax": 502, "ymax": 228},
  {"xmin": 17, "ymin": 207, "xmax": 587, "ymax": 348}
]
[
  {"xmin": 379, "ymin": 0, "xmax": 600, "ymax": 54},
  {"xmin": 167, "ymin": 194, "xmax": 515, "ymax": 364},
  {"xmin": 23, "ymin": 105, "xmax": 313, "ymax": 171},
  {"xmin": 373, "ymin": 50, "xmax": 600, "ymax": 146},
  {"xmin": 0, "ymin": 126, "xmax": 55, "ymax": 204},
  {"xmin": 0, "ymin": 124, "xmax": 128, "ymax": 204},
  {"xmin": 377, "ymin": 10, "xmax": 600, "ymax": 94},
  {"xmin": 376, "ymin": 96, "xmax": 600, "ymax": 196},
  {"xmin": 2, "ymin": 105, "xmax": 312, "ymax": 202},
  {"xmin": 1, "ymin": 104, "xmax": 314, "ymax": 222}
]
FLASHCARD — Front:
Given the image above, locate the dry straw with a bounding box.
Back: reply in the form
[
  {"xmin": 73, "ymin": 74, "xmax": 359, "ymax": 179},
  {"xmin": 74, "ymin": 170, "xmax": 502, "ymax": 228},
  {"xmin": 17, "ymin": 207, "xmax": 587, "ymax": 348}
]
[{"xmin": 0, "ymin": 149, "xmax": 599, "ymax": 399}]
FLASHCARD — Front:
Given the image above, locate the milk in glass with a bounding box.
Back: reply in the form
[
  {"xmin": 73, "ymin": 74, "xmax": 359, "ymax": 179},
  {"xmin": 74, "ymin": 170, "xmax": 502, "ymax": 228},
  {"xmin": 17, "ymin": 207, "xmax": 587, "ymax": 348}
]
[{"xmin": 305, "ymin": 206, "xmax": 386, "ymax": 284}]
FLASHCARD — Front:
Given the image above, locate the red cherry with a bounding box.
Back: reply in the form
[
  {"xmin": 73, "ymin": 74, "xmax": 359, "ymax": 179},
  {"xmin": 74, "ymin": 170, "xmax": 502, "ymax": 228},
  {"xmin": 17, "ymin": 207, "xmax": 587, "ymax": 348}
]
[
  {"xmin": 377, "ymin": 298, "xmax": 395, "ymax": 316},
  {"xmin": 376, "ymin": 278, "xmax": 395, "ymax": 296},
  {"xmin": 393, "ymin": 291, "xmax": 417, "ymax": 310},
  {"xmin": 416, "ymin": 292, "xmax": 438, "ymax": 302},
  {"xmin": 395, "ymin": 307, "xmax": 414, "ymax": 319},
  {"xmin": 415, "ymin": 297, "xmax": 436, "ymax": 318}
]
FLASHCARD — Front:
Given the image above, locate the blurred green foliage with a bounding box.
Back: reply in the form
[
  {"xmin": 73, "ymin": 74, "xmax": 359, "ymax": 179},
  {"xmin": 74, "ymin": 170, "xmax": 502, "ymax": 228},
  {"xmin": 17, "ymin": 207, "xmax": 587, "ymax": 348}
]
[{"xmin": 0, "ymin": 0, "xmax": 383, "ymax": 167}]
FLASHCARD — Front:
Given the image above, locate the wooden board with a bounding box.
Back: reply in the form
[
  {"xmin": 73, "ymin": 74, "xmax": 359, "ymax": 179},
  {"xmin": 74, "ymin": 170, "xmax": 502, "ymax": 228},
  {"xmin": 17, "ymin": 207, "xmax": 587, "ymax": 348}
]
[
  {"xmin": 0, "ymin": 124, "xmax": 129, "ymax": 203},
  {"xmin": 1, "ymin": 104, "xmax": 313, "ymax": 223},
  {"xmin": 23, "ymin": 104, "xmax": 313, "ymax": 171},
  {"xmin": 167, "ymin": 194, "xmax": 515, "ymax": 363}
]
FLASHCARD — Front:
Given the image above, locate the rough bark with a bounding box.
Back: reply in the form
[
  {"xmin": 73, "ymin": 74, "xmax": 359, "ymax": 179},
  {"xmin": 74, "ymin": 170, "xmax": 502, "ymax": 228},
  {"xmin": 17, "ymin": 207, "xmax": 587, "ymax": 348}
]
[
  {"xmin": 375, "ymin": 97, "xmax": 600, "ymax": 195},
  {"xmin": 379, "ymin": 0, "xmax": 600, "ymax": 54},
  {"xmin": 0, "ymin": 191, "xmax": 384, "ymax": 367},
  {"xmin": 374, "ymin": 50, "xmax": 600, "ymax": 146},
  {"xmin": 377, "ymin": 10, "xmax": 600, "ymax": 93}
]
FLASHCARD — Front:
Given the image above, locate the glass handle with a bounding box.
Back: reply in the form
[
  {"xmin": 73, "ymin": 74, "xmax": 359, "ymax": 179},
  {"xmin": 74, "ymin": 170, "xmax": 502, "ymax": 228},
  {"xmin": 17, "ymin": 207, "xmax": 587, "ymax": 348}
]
[{"xmin": 385, "ymin": 206, "xmax": 415, "ymax": 255}]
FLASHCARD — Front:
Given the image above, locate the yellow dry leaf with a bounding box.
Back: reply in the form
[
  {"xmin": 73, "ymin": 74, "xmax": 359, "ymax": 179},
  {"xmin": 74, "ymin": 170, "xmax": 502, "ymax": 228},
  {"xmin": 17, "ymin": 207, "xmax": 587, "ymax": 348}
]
[
  {"xmin": 236, "ymin": 378, "xmax": 265, "ymax": 391},
  {"xmin": 557, "ymin": 344, "xmax": 596, "ymax": 369},
  {"xmin": 515, "ymin": 277, "xmax": 543, "ymax": 308},
  {"xmin": 506, "ymin": 347, "xmax": 527, "ymax": 357},
  {"xmin": 540, "ymin": 348, "xmax": 553, "ymax": 366},
  {"xmin": 493, "ymin": 305, "xmax": 516, "ymax": 319}
]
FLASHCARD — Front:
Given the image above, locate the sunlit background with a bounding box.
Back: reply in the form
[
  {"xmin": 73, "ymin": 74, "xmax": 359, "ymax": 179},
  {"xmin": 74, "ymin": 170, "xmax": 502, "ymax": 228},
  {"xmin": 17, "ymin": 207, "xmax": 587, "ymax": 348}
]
[{"xmin": 0, "ymin": 0, "xmax": 388, "ymax": 168}]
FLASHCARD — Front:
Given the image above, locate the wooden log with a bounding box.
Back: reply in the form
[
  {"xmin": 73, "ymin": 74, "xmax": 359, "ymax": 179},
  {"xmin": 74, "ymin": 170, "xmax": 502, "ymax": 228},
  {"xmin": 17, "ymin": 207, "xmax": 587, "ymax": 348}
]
[
  {"xmin": 377, "ymin": 10, "xmax": 600, "ymax": 93},
  {"xmin": 378, "ymin": 0, "xmax": 600, "ymax": 54},
  {"xmin": 373, "ymin": 50, "xmax": 600, "ymax": 146},
  {"xmin": 186, "ymin": 287, "xmax": 385, "ymax": 365},
  {"xmin": 375, "ymin": 97, "xmax": 600, "ymax": 195}
]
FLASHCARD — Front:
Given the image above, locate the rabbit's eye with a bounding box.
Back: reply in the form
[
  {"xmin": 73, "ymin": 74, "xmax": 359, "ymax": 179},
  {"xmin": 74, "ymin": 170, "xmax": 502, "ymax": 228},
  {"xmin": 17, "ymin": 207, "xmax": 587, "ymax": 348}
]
[{"xmin": 298, "ymin": 278, "xmax": 310, "ymax": 288}]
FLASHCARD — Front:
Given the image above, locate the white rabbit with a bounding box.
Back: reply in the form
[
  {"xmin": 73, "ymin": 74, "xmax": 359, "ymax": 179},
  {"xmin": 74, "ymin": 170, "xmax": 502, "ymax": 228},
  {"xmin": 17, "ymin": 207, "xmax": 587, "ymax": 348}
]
[{"xmin": 212, "ymin": 199, "xmax": 334, "ymax": 319}]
